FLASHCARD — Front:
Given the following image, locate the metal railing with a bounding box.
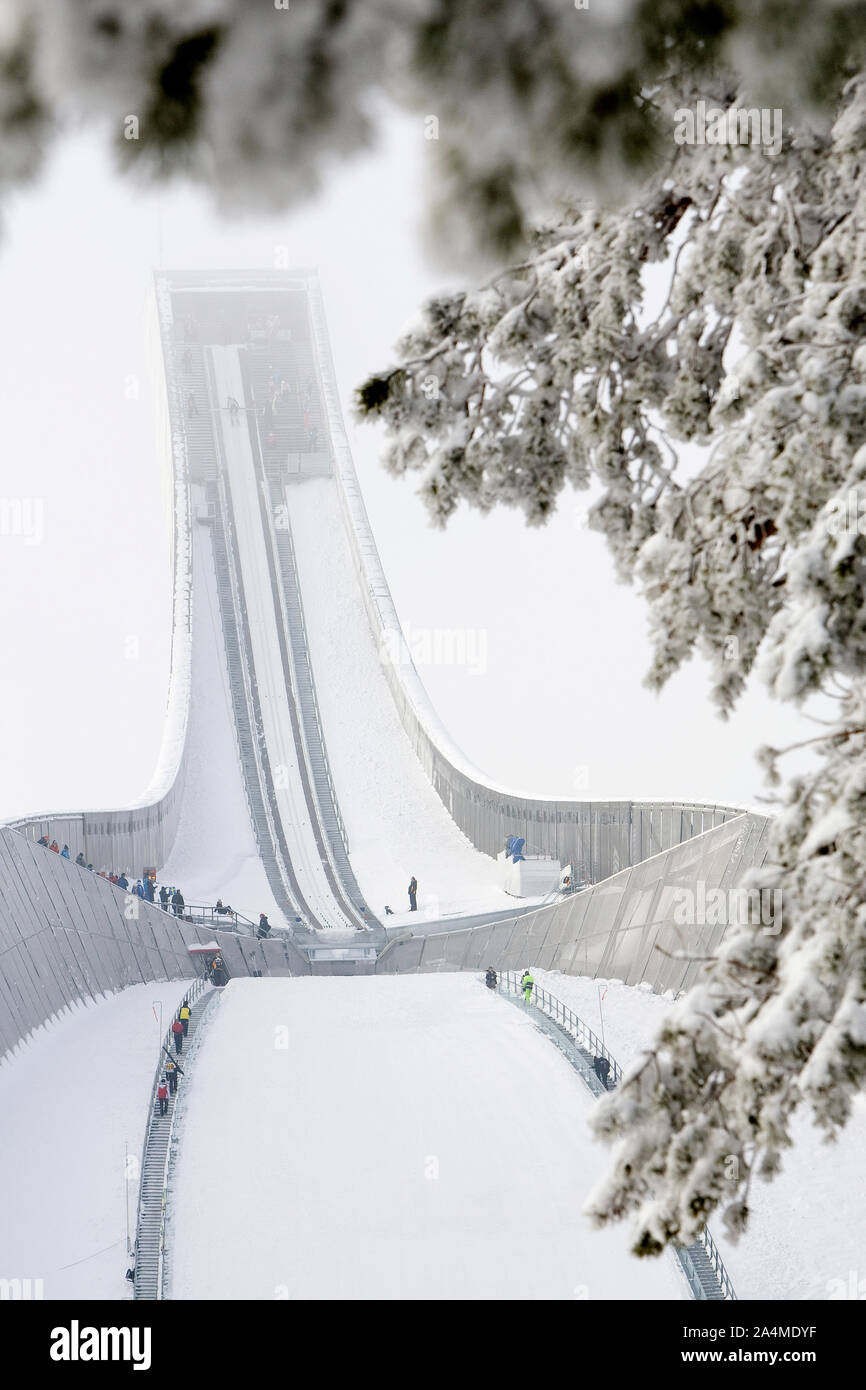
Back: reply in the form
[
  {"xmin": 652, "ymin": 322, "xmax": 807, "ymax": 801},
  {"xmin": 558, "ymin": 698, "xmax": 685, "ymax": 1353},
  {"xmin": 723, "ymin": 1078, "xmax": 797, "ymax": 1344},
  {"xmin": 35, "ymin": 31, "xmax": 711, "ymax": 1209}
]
[
  {"xmin": 263, "ymin": 466, "xmax": 350, "ymax": 862},
  {"xmin": 181, "ymin": 903, "xmax": 257, "ymax": 934},
  {"xmin": 30, "ymin": 850, "xmax": 264, "ymax": 937},
  {"xmin": 133, "ymin": 973, "xmax": 211, "ymax": 1298},
  {"xmin": 495, "ymin": 970, "xmax": 737, "ymax": 1301},
  {"xmin": 700, "ymin": 1224, "xmax": 738, "ymax": 1302},
  {"xmin": 206, "ymin": 350, "xmax": 317, "ymax": 932},
  {"xmin": 498, "ymin": 971, "xmax": 622, "ymax": 1087}
]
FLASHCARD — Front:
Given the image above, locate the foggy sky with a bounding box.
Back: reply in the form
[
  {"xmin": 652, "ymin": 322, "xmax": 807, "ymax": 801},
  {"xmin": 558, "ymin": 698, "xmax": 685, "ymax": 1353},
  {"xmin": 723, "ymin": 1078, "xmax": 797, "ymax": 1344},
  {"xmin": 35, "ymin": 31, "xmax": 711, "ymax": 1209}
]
[{"xmin": 0, "ymin": 116, "xmax": 812, "ymax": 824}]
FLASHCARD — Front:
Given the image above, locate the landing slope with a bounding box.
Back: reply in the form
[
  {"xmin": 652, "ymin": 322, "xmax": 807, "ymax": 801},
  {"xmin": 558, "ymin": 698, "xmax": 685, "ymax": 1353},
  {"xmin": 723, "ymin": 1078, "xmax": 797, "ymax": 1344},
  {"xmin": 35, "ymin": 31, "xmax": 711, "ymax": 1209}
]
[
  {"xmin": 168, "ymin": 975, "xmax": 686, "ymax": 1300},
  {"xmin": 287, "ymin": 476, "xmax": 526, "ymax": 924},
  {"xmin": 0, "ymin": 982, "xmax": 191, "ymax": 1299}
]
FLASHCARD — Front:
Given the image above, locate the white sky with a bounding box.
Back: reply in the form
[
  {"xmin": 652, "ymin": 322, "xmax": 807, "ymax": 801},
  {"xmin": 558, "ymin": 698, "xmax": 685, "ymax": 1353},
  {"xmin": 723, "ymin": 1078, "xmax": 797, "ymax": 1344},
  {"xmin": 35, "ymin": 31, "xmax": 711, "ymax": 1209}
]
[{"xmin": 0, "ymin": 116, "xmax": 812, "ymax": 823}]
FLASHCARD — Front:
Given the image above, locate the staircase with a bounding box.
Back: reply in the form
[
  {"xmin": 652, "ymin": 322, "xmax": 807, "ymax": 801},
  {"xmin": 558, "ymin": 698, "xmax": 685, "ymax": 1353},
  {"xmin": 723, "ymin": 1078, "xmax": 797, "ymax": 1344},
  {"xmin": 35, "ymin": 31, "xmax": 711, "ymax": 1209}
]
[
  {"xmin": 267, "ymin": 479, "xmax": 370, "ymax": 921},
  {"xmin": 495, "ymin": 972, "xmax": 737, "ymax": 1302},
  {"xmin": 175, "ymin": 337, "xmax": 218, "ymax": 482},
  {"xmin": 208, "ymin": 477, "xmax": 302, "ymax": 926},
  {"xmin": 245, "ymin": 329, "xmax": 327, "ymax": 469},
  {"xmin": 133, "ymin": 982, "xmax": 219, "ymax": 1300}
]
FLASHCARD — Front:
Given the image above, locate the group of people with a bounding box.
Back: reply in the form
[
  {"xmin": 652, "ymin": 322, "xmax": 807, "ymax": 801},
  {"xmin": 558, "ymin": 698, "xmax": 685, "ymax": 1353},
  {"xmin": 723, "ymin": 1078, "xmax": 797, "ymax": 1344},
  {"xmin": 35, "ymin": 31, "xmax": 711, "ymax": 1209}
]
[
  {"xmin": 35, "ymin": 836, "xmax": 157, "ymax": 901},
  {"xmin": 483, "ymin": 967, "xmax": 534, "ymax": 1002},
  {"xmin": 484, "ymin": 965, "xmax": 614, "ymax": 1090},
  {"xmin": 157, "ymin": 1000, "xmax": 191, "ymax": 1114},
  {"xmin": 34, "ymin": 838, "xmax": 266, "ymax": 935},
  {"xmin": 249, "ymin": 311, "xmax": 287, "ymax": 343},
  {"xmin": 259, "ymin": 364, "xmax": 319, "ymax": 451},
  {"xmin": 158, "ymin": 884, "xmax": 187, "ymax": 917}
]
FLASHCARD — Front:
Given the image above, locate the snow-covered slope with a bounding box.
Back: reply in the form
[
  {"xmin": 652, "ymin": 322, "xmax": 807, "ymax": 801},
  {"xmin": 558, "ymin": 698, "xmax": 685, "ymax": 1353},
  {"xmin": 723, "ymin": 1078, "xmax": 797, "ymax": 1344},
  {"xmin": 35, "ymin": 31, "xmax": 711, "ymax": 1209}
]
[
  {"xmin": 288, "ymin": 476, "xmax": 526, "ymax": 924},
  {"xmin": 167, "ymin": 974, "xmax": 688, "ymax": 1300},
  {"xmin": 536, "ymin": 969, "xmax": 866, "ymax": 1300},
  {"xmin": 158, "ymin": 522, "xmax": 285, "ymax": 925},
  {"xmin": 0, "ymin": 981, "xmax": 191, "ymax": 1299}
]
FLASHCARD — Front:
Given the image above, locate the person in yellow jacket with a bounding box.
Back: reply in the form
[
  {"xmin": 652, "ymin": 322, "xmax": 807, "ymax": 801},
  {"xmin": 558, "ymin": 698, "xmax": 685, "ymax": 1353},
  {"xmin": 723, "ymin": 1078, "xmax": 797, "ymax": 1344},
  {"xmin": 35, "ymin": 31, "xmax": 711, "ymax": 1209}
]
[
  {"xmin": 520, "ymin": 969, "xmax": 535, "ymax": 1004},
  {"xmin": 179, "ymin": 1000, "xmax": 191, "ymax": 1037}
]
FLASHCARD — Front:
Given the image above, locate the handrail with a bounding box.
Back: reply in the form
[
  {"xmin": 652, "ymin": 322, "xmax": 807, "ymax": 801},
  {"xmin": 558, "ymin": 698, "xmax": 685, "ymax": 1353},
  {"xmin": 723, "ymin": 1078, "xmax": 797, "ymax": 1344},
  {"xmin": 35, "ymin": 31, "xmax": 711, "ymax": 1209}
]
[
  {"xmin": 180, "ymin": 903, "xmax": 257, "ymax": 933},
  {"xmin": 133, "ymin": 973, "xmax": 210, "ymax": 1299},
  {"xmin": 498, "ymin": 971, "xmax": 622, "ymax": 1087},
  {"xmin": 263, "ymin": 456, "xmax": 350, "ymax": 859},
  {"xmin": 207, "ymin": 347, "xmax": 316, "ymax": 932},
  {"xmin": 495, "ymin": 971, "xmax": 737, "ymax": 1301},
  {"xmin": 244, "ymin": 353, "xmax": 369, "ymax": 931},
  {"xmin": 700, "ymin": 1223, "xmax": 738, "ymax": 1302}
]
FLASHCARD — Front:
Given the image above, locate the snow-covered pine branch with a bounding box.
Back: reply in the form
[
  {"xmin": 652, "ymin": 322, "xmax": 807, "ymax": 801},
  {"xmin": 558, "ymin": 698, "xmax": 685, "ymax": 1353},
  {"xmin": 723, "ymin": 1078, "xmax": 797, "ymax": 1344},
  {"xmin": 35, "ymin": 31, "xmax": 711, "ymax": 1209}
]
[
  {"xmin": 1, "ymin": 0, "xmax": 864, "ymax": 254},
  {"xmin": 359, "ymin": 72, "xmax": 866, "ymax": 1250}
]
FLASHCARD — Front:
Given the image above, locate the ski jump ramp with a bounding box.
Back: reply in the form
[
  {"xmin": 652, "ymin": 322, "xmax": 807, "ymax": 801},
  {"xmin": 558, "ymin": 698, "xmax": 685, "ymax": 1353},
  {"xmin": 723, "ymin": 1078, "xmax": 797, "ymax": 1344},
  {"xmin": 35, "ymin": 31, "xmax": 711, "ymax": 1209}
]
[{"xmin": 0, "ymin": 269, "xmax": 770, "ymax": 1051}]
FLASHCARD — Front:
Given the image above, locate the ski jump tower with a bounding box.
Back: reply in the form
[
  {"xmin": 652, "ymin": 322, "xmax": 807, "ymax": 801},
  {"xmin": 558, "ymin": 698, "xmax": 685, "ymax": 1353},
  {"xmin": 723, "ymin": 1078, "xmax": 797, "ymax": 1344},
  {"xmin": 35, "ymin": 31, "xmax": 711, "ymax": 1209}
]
[{"xmin": 0, "ymin": 269, "xmax": 770, "ymax": 1053}]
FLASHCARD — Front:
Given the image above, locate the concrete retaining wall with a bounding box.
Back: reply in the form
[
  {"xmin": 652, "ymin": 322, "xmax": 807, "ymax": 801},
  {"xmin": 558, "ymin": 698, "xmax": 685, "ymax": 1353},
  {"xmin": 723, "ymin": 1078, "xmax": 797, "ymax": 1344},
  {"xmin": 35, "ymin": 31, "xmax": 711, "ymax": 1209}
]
[
  {"xmin": 0, "ymin": 809, "xmax": 771, "ymax": 1059},
  {"xmin": 0, "ymin": 827, "xmax": 308, "ymax": 1059}
]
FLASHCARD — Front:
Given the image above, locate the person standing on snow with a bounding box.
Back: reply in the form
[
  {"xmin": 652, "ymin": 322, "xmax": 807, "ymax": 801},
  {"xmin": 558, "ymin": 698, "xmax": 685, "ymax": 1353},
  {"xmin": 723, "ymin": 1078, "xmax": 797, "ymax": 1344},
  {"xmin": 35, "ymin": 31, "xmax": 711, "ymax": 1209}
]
[
  {"xmin": 157, "ymin": 1079, "xmax": 169, "ymax": 1117},
  {"xmin": 257, "ymin": 913, "xmax": 271, "ymax": 939},
  {"xmin": 116, "ymin": 872, "xmax": 129, "ymax": 891},
  {"xmin": 133, "ymin": 879, "xmax": 145, "ymax": 899},
  {"xmin": 171, "ymin": 888, "xmax": 185, "ymax": 918},
  {"xmin": 159, "ymin": 885, "xmax": 170, "ymax": 910},
  {"xmin": 60, "ymin": 844, "xmax": 70, "ymax": 860},
  {"xmin": 50, "ymin": 840, "xmax": 59, "ymax": 853},
  {"xmin": 520, "ymin": 969, "xmax": 535, "ymax": 1004},
  {"xmin": 408, "ymin": 876, "xmax": 418, "ymax": 912},
  {"xmin": 485, "ymin": 966, "xmax": 498, "ymax": 990},
  {"xmin": 179, "ymin": 1000, "xmax": 191, "ymax": 1037},
  {"xmin": 171, "ymin": 1018, "xmax": 184, "ymax": 1054},
  {"xmin": 165, "ymin": 1058, "xmax": 178, "ymax": 1095},
  {"xmin": 75, "ymin": 851, "xmax": 86, "ymax": 867}
]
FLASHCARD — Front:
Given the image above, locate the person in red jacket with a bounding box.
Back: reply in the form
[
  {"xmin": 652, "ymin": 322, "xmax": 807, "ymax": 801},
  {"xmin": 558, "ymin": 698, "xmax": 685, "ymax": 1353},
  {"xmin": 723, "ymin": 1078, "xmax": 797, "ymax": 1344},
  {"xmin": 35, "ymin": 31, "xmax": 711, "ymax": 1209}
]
[
  {"xmin": 50, "ymin": 840, "xmax": 59, "ymax": 853},
  {"xmin": 171, "ymin": 1019, "xmax": 184, "ymax": 1054},
  {"xmin": 157, "ymin": 1079, "xmax": 169, "ymax": 1117}
]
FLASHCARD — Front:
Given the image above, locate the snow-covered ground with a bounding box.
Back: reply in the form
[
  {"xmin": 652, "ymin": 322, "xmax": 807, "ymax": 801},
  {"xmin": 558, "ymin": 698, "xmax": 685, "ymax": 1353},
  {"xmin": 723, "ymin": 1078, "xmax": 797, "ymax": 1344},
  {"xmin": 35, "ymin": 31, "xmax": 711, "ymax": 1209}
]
[
  {"xmin": 288, "ymin": 476, "xmax": 527, "ymax": 924},
  {"xmin": 0, "ymin": 980, "xmax": 192, "ymax": 1299},
  {"xmin": 167, "ymin": 974, "xmax": 688, "ymax": 1300},
  {"xmin": 158, "ymin": 522, "xmax": 287, "ymax": 927},
  {"xmin": 535, "ymin": 968, "xmax": 866, "ymax": 1300}
]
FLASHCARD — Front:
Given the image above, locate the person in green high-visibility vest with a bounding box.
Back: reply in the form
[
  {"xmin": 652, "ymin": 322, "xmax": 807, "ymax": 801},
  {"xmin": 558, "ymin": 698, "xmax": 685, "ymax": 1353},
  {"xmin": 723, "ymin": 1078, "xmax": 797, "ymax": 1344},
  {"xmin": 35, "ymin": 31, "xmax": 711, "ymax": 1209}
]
[{"xmin": 520, "ymin": 969, "xmax": 535, "ymax": 1003}]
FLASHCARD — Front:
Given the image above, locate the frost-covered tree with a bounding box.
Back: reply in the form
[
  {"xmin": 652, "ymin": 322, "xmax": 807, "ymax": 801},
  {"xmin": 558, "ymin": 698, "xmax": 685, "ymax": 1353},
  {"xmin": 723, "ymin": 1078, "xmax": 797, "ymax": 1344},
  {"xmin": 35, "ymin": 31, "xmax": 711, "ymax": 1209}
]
[
  {"xmin": 356, "ymin": 75, "xmax": 866, "ymax": 1250},
  {"xmin": 1, "ymin": 0, "xmax": 864, "ymax": 254}
]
